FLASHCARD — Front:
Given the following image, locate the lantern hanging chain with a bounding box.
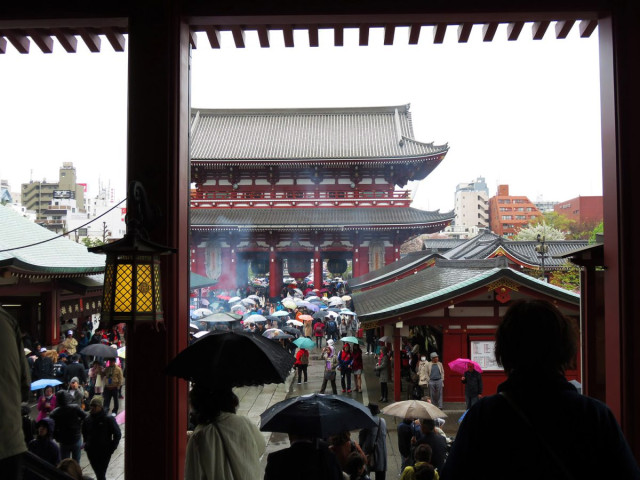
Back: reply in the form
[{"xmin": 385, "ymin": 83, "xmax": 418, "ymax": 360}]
[{"xmin": 0, "ymin": 197, "xmax": 127, "ymax": 253}]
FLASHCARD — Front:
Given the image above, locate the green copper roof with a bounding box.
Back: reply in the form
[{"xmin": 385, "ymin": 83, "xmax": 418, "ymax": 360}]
[{"xmin": 0, "ymin": 206, "xmax": 105, "ymax": 276}]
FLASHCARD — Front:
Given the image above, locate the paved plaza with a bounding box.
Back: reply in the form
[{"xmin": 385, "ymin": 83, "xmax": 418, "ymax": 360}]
[{"xmin": 68, "ymin": 345, "xmax": 465, "ymax": 479}]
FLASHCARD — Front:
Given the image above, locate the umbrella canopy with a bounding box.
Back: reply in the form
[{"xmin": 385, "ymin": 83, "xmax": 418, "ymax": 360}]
[
  {"xmin": 282, "ymin": 326, "xmax": 302, "ymax": 337},
  {"xmin": 241, "ymin": 298, "xmax": 256, "ymax": 306},
  {"xmin": 340, "ymin": 309, "xmax": 356, "ymax": 316},
  {"xmin": 260, "ymin": 393, "xmax": 377, "ymax": 437},
  {"xmin": 228, "ymin": 296, "xmax": 241, "ymax": 303},
  {"xmin": 246, "ymin": 314, "xmax": 267, "ymax": 323},
  {"xmin": 292, "ymin": 288, "xmax": 303, "ymax": 298},
  {"xmin": 341, "ymin": 295, "xmax": 352, "ymax": 302},
  {"xmin": 262, "ymin": 328, "xmax": 286, "ymax": 339},
  {"xmin": 193, "ymin": 331, "xmax": 209, "ymax": 339},
  {"xmin": 189, "ymin": 323, "xmax": 200, "ymax": 333},
  {"xmin": 305, "ymin": 295, "xmax": 320, "ymax": 301},
  {"xmin": 378, "ymin": 336, "xmax": 391, "ymax": 343},
  {"xmin": 271, "ymin": 333, "xmax": 294, "ymax": 340},
  {"xmin": 247, "ymin": 294, "xmax": 261, "ymax": 301},
  {"xmin": 293, "ymin": 337, "xmax": 316, "ymax": 350},
  {"xmin": 200, "ymin": 312, "xmax": 244, "ymax": 323},
  {"xmin": 192, "ymin": 308, "xmax": 213, "ymax": 317},
  {"xmin": 448, "ymin": 358, "xmax": 483, "ymax": 375},
  {"xmin": 282, "ymin": 299, "xmax": 297, "ymax": 310},
  {"xmin": 297, "ymin": 314, "xmax": 314, "ymax": 322},
  {"xmin": 230, "ymin": 304, "xmax": 246, "ymax": 314},
  {"xmin": 340, "ymin": 336, "xmax": 363, "ymax": 345},
  {"xmin": 80, "ymin": 343, "xmax": 119, "ymax": 358},
  {"xmin": 381, "ymin": 400, "xmax": 447, "ymax": 420},
  {"xmin": 31, "ymin": 379, "xmax": 62, "ymax": 391},
  {"xmin": 115, "ymin": 410, "xmax": 126, "ymax": 425},
  {"xmin": 165, "ymin": 330, "xmax": 295, "ymax": 387},
  {"xmin": 271, "ymin": 310, "xmax": 291, "ymax": 317},
  {"xmin": 312, "ymin": 311, "xmax": 327, "ymax": 320},
  {"xmin": 117, "ymin": 346, "xmax": 126, "ymax": 359},
  {"xmin": 286, "ymin": 319, "xmax": 304, "ymax": 327}
]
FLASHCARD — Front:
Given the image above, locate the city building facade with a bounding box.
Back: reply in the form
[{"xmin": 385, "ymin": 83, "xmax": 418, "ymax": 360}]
[
  {"xmin": 452, "ymin": 176, "xmax": 489, "ymax": 235},
  {"xmin": 554, "ymin": 195, "xmax": 603, "ymax": 225},
  {"xmin": 489, "ymin": 184, "xmax": 542, "ymax": 238}
]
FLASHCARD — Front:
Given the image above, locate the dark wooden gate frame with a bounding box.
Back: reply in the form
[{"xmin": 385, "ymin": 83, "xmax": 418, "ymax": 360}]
[{"xmin": 2, "ymin": 1, "xmax": 638, "ymax": 477}]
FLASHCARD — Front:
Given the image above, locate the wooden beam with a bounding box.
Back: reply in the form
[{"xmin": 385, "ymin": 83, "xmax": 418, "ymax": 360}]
[
  {"xmin": 483, "ymin": 22, "xmax": 498, "ymax": 42},
  {"xmin": 457, "ymin": 22, "xmax": 472, "ymax": 43},
  {"xmin": 359, "ymin": 24, "xmax": 369, "ymax": 46},
  {"xmin": 334, "ymin": 25, "xmax": 344, "ymax": 46},
  {"xmin": 408, "ymin": 24, "xmax": 421, "ymax": 45},
  {"xmin": 6, "ymin": 31, "xmax": 30, "ymax": 53},
  {"xmin": 0, "ymin": 37, "xmax": 6, "ymax": 54},
  {"xmin": 433, "ymin": 23, "xmax": 446, "ymax": 44},
  {"xmin": 52, "ymin": 28, "xmax": 77, "ymax": 53},
  {"xmin": 105, "ymin": 27, "xmax": 126, "ymax": 51},
  {"xmin": 555, "ymin": 20, "xmax": 575, "ymax": 39},
  {"xmin": 189, "ymin": 28, "xmax": 197, "ymax": 49},
  {"xmin": 308, "ymin": 25, "xmax": 319, "ymax": 47},
  {"xmin": 507, "ymin": 21, "xmax": 524, "ymax": 41},
  {"xmin": 383, "ymin": 24, "xmax": 395, "ymax": 45},
  {"xmin": 532, "ymin": 20, "xmax": 550, "ymax": 40},
  {"xmin": 26, "ymin": 29, "xmax": 53, "ymax": 53},
  {"xmin": 579, "ymin": 19, "xmax": 597, "ymax": 38},
  {"xmin": 79, "ymin": 28, "xmax": 101, "ymax": 52},
  {"xmin": 231, "ymin": 25, "xmax": 245, "ymax": 48},
  {"xmin": 257, "ymin": 25, "xmax": 270, "ymax": 48},
  {"xmin": 204, "ymin": 26, "xmax": 220, "ymax": 48},
  {"xmin": 282, "ymin": 25, "xmax": 294, "ymax": 47}
]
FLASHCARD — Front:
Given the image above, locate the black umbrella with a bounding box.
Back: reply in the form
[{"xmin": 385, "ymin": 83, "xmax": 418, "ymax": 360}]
[
  {"xmin": 165, "ymin": 330, "xmax": 295, "ymax": 387},
  {"xmin": 281, "ymin": 326, "xmax": 302, "ymax": 337},
  {"xmin": 312, "ymin": 311, "xmax": 328, "ymax": 320},
  {"xmin": 260, "ymin": 393, "xmax": 377, "ymax": 438},
  {"xmin": 80, "ymin": 343, "xmax": 118, "ymax": 358}
]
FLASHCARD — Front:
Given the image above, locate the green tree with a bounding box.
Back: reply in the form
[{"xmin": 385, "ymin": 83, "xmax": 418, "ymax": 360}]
[
  {"xmin": 589, "ymin": 221, "xmax": 604, "ymax": 244},
  {"xmin": 81, "ymin": 237, "xmax": 105, "ymax": 248},
  {"xmin": 513, "ymin": 222, "xmax": 565, "ymax": 241},
  {"xmin": 528, "ymin": 211, "xmax": 576, "ymax": 234},
  {"xmin": 548, "ymin": 262, "xmax": 581, "ymax": 292}
]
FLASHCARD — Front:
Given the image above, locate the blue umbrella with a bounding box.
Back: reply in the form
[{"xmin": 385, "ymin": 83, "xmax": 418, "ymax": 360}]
[
  {"xmin": 31, "ymin": 379, "xmax": 62, "ymax": 391},
  {"xmin": 293, "ymin": 337, "xmax": 315, "ymax": 350},
  {"xmin": 458, "ymin": 409, "xmax": 468, "ymax": 423}
]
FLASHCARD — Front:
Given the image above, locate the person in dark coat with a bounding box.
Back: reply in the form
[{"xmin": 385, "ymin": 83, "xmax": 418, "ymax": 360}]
[
  {"xmin": 441, "ymin": 299, "xmax": 640, "ymax": 480},
  {"xmin": 460, "ymin": 363, "xmax": 482, "ymax": 410},
  {"xmin": 64, "ymin": 355, "xmax": 87, "ymax": 386},
  {"xmin": 82, "ymin": 395, "xmax": 121, "ymax": 480},
  {"xmin": 413, "ymin": 419, "xmax": 447, "ymax": 472},
  {"xmin": 50, "ymin": 390, "xmax": 87, "ymax": 463},
  {"xmin": 397, "ymin": 418, "xmax": 418, "ymax": 471},
  {"xmin": 27, "ymin": 417, "xmax": 61, "ymax": 467},
  {"xmin": 22, "ymin": 403, "xmax": 35, "ymax": 445},
  {"xmin": 264, "ymin": 433, "xmax": 343, "ymax": 480}
]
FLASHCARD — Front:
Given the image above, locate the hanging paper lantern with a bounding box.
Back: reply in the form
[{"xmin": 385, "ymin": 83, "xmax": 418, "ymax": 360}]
[
  {"xmin": 287, "ymin": 254, "xmax": 311, "ymax": 279},
  {"xmin": 327, "ymin": 258, "xmax": 348, "ymax": 275}
]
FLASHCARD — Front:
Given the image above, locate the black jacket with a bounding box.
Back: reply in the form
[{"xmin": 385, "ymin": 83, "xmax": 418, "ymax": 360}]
[
  {"xmin": 50, "ymin": 404, "xmax": 86, "ymax": 444},
  {"xmin": 461, "ymin": 369, "xmax": 483, "ymax": 397},
  {"xmin": 64, "ymin": 362, "xmax": 87, "ymax": 385},
  {"xmin": 264, "ymin": 441, "xmax": 343, "ymax": 480},
  {"xmin": 415, "ymin": 431, "xmax": 448, "ymax": 471},
  {"xmin": 441, "ymin": 372, "xmax": 640, "ymax": 480},
  {"xmin": 82, "ymin": 409, "xmax": 121, "ymax": 455}
]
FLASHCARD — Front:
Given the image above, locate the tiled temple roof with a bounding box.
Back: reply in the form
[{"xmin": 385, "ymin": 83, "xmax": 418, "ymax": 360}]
[
  {"xmin": 348, "ymin": 250, "xmax": 442, "ymax": 289},
  {"xmin": 191, "ymin": 207, "xmax": 454, "ymax": 231},
  {"xmin": 190, "ymin": 105, "xmax": 448, "ymax": 163}
]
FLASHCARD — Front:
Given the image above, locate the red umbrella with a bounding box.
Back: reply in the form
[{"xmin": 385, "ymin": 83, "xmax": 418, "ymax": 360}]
[
  {"xmin": 298, "ymin": 314, "xmax": 314, "ymax": 321},
  {"xmin": 448, "ymin": 358, "xmax": 483, "ymax": 375}
]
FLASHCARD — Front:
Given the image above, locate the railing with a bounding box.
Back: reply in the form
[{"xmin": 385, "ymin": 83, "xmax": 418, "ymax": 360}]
[{"xmin": 190, "ymin": 189, "xmax": 412, "ymax": 207}]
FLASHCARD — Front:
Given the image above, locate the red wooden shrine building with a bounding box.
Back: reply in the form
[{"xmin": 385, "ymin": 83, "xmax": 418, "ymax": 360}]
[{"xmin": 189, "ymin": 105, "xmax": 453, "ymax": 298}]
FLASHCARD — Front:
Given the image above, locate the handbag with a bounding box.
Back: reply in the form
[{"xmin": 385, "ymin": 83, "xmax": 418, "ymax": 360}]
[
  {"xmin": 374, "ymin": 369, "xmax": 381, "ymax": 377},
  {"xmin": 324, "ymin": 370, "xmax": 336, "ymax": 381}
]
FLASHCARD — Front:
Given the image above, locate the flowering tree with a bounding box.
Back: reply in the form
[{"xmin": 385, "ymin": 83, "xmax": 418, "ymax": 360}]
[{"xmin": 513, "ymin": 223, "xmax": 565, "ymax": 241}]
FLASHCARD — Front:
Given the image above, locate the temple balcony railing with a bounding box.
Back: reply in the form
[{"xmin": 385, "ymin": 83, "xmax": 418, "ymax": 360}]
[{"xmin": 190, "ymin": 189, "xmax": 412, "ymax": 208}]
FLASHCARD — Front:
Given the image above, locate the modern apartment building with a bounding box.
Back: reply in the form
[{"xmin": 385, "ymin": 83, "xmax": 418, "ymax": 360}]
[
  {"xmin": 21, "ymin": 162, "xmax": 85, "ymax": 221},
  {"xmin": 554, "ymin": 195, "xmax": 603, "ymax": 225},
  {"xmin": 451, "ymin": 176, "xmax": 489, "ymax": 238},
  {"xmin": 489, "ymin": 184, "xmax": 542, "ymax": 238}
]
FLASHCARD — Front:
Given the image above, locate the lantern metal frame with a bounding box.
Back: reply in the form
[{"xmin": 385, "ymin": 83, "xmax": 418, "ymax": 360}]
[{"xmin": 89, "ymin": 181, "xmax": 176, "ymax": 330}]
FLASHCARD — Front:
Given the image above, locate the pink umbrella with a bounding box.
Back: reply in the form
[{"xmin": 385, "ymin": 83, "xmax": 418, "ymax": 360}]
[
  {"xmin": 448, "ymin": 358, "xmax": 483, "ymax": 375},
  {"xmin": 115, "ymin": 410, "xmax": 125, "ymax": 425}
]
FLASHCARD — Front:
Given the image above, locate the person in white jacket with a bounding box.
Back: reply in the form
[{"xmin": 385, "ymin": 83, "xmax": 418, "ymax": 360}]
[{"xmin": 185, "ymin": 384, "xmax": 266, "ymax": 480}]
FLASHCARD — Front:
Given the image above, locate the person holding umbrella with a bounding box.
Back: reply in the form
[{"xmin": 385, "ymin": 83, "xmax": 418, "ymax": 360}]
[
  {"xmin": 185, "ymin": 384, "xmax": 265, "ymax": 480},
  {"xmin": 319, "ymin": 340, "xmax": 339, "ymax": 395},
  {"xmin": 461, "ymin": 362, "xmax": 483, "ymax": 410},
  {"xmin": 352, "ymin": 344, "xmax": 364, "ymax": 393},
  {"xmin": 359, "ymin": 403, "xmax": 388, "ymax": 480}
]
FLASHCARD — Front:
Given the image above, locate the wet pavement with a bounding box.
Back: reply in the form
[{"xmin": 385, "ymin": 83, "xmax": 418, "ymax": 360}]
[{"xmin": 34, "ymin": 343, "xmax": 466, "ymax": 478}]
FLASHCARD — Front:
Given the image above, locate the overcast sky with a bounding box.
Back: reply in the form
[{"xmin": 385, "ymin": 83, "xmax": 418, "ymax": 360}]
[{"xmin": 0, "ymin": 24, "xmax": 601, "ymax": 212}]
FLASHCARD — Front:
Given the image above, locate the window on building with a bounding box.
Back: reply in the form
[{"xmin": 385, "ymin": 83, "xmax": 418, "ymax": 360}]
[
  {"xmin": 516, "ymin": 215, "xmax": 526, "ymax": 220},
  {"xmin": 502, "ymin": 215, "xmax": 512, "ymax": 220}
]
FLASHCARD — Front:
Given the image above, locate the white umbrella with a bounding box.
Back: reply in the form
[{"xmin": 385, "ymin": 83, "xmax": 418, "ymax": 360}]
[
  {"xmin": 271, "ymin": 311, "xmax": 290, "ymax": 317},
  {"xmin": 341, "ymin": 295, "xmax": 352, "ymax": 302},
  {"xmin": 381, "ymin": 400, "xmax": 447, "ymax": 420},
  {"xmin": 246, "ymin": 314, "xmax": 267, "ymax": 323},
  {"xmin": 228, "ymin": 296, "xmax": 241, "ymax": 303},
  {"xmin": 282, "ymin": 299, "xmax": 297, "ymax": 310},
  {"xmin": 248, "ymin": 294, "xmax": 261, "ymax": 301},
  {"xmin": 286, "ymin": 319, "xmax": 303, "ymax": 327},
  {"xmin": 305, "ymin": 295, "xmax": 320, "ymax": 301},
  {"xmin": 193, "ymin": 331, "xmax": 209, "ymax": 339},
  {"xmin": 117, "ymin": 346, "xmax": 126, "ymax": 359},
  {"xmin": 193, "ymin": 308, "xmax": 213, "ymax": 317},
  {"xmin": 241, "ymin": 298, "xmax": 257, "ymax": 306}
]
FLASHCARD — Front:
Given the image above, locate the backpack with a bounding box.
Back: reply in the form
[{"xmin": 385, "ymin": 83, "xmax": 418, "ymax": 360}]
[
  {"xmin": 327, "ymin": 320, "xmax": 337, "ymax": 333},
  {"xmin": 301, "ymin": 351, "xmax": 309, "ymax": 365},
  {"xmin": 314, "ymin": 322, "xmax": 324, "ymax": 335}
]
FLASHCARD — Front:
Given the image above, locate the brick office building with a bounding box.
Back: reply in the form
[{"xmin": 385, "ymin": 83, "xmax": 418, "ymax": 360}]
[
  {"xmin": 554, "ymin": 195, "xmax": 603, "ymax": 225},
  {"xmin": 489, "ymin": 184, "xmax": 542, "ymax": 238}
]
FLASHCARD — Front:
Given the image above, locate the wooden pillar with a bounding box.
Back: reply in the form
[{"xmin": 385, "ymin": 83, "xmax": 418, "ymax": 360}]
[
  {"xmin": 269, "ymin": 249, "xmax": 281, "ymax": 300},
  {"xmin": 43, "ymin": 288, "xmax": 59, "ymax": 347},
  {"xmin": 359, "ymin": 246, "xmax": 370, "ymax": 276},
  {"xmin": 313, "ymin": 248, "xmax": 322, "ymax": 290},
  {"xmin": 600, "ymin": 3, "xmax": 640, "ymax": 457},
  {"xmin": 125, "ymin": 4, "xmax": 190, "ymax": 479}
]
